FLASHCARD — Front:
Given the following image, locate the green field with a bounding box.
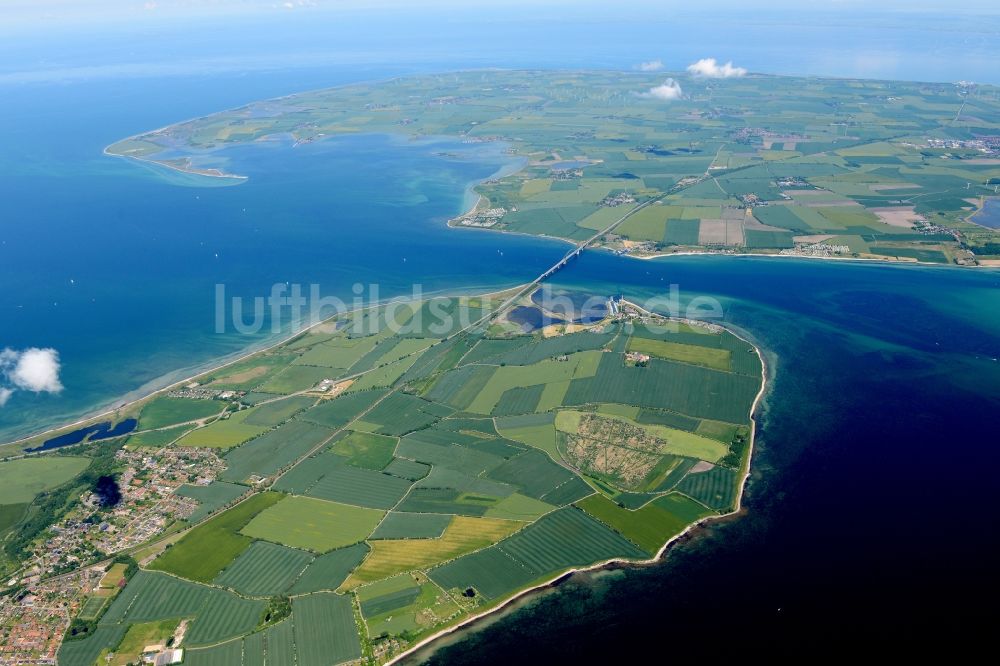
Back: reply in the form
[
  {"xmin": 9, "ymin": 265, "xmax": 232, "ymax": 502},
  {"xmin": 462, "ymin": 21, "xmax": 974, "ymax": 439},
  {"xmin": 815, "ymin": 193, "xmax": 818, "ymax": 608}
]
[
  {"xmin": 383, "ymin": 457, "xmax": 431, "ymax": 481},
  {"xmin": 496, "ymin": 412, "xmax": 560, "ymax": 460},
  {"xmin": 331, "ymin": 430, "xmax": 398, "ymax": 470},
  {"xmin": 466, "ymin": 354, "xmax": 597, "ymax": 414},
  {"xmin": 183, "ymin": 641, "xmax": 244, "ymax": 666},
  {"xmin": 174, "ymin": 481, "xmax": 247, "ymax": 522},
  {"xmin": 429, "ymin": 507, "xmax": 646, "ymax": 600},
  {"xmin": 263, "ymin": 619, "xmax": 295, "ymax": 666},
  {"xmin": 363, "ymin": 392, "xmax": 452, "ymax": 436},
  {"xmin": 92, "ymin": 570, "xmax": 264, "ymax": 646},
  {"xmin": 305, "ymin": 464, "xmax": 414, "ymax": 509},
  {"xmin": 221, "ymin": 420, "xmax": 333, "ymax": 482},
  {"xmin": 348, "ymin": 354, "xmax": 422, "ymax": 392},
  {"xmin": 292, "ymin": 593, "xmax": 362, "ymax": 666},
  {"xmin": 293, "ymin": 335, "xmax": 377, "ymax": 368},
  {"xmin": 487, "ymin": 449, "xmax": 591, "ymax": 503},
  {"xmin": 214, "ymin": 540, "xmax": 314, "ymax": 596},
  {"xmin": 242, "ymin": 495, "xmax": 384, "ymax": 552},
  {"xmin": 676, "ymin": 465, "xmax": 741, "ymax": 511},
  {"xmin": 174, "ymin": 408, "xmax": 269, "ymax": 448},
  {"xmin": 242, "ymin": 395, "xmax": 316, "ymax": 426},
  {"xmin": 138, "ymin": 396, "xmax": 224, "ymax": 430},
  {"xmin": 577, "ymin": 492, "xmax": 713, "ymax": 553},
  {"xmin": 626, "ymin": 336, "xmax": 731, "ymax": 371},
  {"xmin": 359, "ymin": 575, "xmax": 461, "ymax": 639},
  {"xmin": 124, "ymin": 424, "xmax": 193, "ymax": 448},
  {"xmin": 370, "ymin": 512, "xmax": 452, "ymax": 539},
  {"xmin": 76, "ymin": 596, "xmax": 107, "ymax": 621},
  {"xmin": 0, "ymin": 456, "xmax": 89, "ymax": 504},
  {"xmin": 298, "ymin": 389, "xmax": 387, "ymax": 429},
  {"xmin": 289, "ymin": 543, "xmax": 370, "ymax": 594},
  {"xmin": 563, "ymin": 353, "xmax": 759, "ymax": 424},
  {"xmin": 260, "ymin": 364, "xmax": 333, "ymax": 393},
  {"xmin": 485, "ymin": 492, "xmax": 557, "ymax": 521},
  {"xmin": 149, "ymin": 492, "xmax": 283, "ymax": 582}
]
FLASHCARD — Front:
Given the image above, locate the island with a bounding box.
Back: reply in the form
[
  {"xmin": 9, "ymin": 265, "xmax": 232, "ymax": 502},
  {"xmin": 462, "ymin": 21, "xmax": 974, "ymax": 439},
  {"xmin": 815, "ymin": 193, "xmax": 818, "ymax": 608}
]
[
  {"xmin": 106, "ymin": 69, "xmax": 1000, "ymax": 266},
  {"xmin": 0, "ymin": 288, "xmax": 762, "ymax": 665}
]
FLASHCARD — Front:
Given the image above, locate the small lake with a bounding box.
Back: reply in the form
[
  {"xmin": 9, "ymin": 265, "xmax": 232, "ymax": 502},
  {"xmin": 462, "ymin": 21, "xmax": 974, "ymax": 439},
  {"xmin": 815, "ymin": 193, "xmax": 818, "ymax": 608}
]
[{"xmin": 971, "ymin": 198, "xmax": 1000, "ymax": 229}]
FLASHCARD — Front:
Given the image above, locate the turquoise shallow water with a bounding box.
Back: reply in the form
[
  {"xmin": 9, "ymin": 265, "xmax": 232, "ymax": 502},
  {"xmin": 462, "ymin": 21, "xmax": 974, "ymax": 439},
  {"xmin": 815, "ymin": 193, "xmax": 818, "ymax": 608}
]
[{"xmin": 0, "ymin": 82, "xmax": 566, "ymax": 441}]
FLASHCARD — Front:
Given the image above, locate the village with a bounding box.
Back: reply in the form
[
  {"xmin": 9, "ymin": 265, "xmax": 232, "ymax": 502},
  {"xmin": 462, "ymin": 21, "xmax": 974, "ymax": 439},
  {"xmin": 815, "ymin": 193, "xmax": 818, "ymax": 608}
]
[{"xmin": 0, "ymin": 446, "xmax": 227, "ymax": 664}]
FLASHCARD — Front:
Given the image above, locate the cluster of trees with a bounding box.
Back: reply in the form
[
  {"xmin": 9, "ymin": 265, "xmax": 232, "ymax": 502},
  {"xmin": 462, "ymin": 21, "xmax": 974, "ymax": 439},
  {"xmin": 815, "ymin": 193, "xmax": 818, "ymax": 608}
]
[
  {"xmin": 3, "ymin": 442, "xmax": 123, "ymax": 565},
  {"xmin": 971, "ymin": 242, "xmax": 1000, "ymax": 256},
  {"xmin": 258, "ymin": 595, "xmax": 292, "ymax": 629}
]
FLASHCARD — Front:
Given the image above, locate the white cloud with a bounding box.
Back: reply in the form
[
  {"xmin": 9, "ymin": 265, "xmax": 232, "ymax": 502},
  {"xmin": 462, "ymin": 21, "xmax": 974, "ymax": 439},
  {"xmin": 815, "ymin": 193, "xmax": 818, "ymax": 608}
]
[
  {"xmin": 0, "ymin": 347, "xmax": 63, "ymax": 405},
  {"xmin": 638, "ymin": 60, "xmax": 664, "ymax": 72},
  {"xmin": 641, "ymin": 78, "xmax": 684, "ymax": 101},
  {"xmin": 687, "ymin": 58, "xmax": 747, "ymax": 79}
]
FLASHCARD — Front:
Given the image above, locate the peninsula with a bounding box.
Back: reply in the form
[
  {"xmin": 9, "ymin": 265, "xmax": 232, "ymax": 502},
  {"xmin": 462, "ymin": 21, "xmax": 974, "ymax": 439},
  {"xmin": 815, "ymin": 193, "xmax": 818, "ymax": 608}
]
[
  {"xmin": 106, "ymin": 70, "xmax": 1000, "ymax": 266},
  {"xmin": 1, "ymin": 289, "xmax": 762, "ymax": 665}
]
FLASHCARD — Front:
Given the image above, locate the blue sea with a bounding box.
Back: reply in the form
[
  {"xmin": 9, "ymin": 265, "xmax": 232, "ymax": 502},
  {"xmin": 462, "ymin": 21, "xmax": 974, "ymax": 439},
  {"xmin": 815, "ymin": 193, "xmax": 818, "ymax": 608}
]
[{"xmin": 2, "ymin": 4, "xmax": 1000, "ymax": 655}]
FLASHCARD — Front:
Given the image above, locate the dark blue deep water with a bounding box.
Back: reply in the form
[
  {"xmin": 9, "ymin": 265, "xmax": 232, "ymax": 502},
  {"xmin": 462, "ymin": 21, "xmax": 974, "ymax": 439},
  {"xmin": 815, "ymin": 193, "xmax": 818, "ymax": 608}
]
[{"xmin": 408, "ymin": 255, "xmax": 1000, "ymax": 661}]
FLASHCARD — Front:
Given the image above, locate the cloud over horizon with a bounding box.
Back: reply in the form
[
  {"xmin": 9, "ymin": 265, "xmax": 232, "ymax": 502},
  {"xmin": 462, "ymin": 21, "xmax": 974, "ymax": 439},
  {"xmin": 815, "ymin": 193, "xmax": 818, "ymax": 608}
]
[
  {"xmin": 638, "ymin": 59, "xmax": 664, "ymax": 72},
  {"xmin": 640, "ymin": 78, "xmax": 684, "ymax": 101},
  {"xmin": 0, "ymin": 347, "xmax": 63, "ymax": 406},
  {"xmin": 687, "ymin": 58, "xmax": 747, "ymax": 78}
]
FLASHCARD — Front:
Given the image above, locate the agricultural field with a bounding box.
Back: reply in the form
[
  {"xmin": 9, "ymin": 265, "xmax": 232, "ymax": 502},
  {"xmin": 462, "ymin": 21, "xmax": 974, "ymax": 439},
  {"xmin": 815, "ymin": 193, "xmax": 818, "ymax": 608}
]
[
  {"xmin": 137, "ymin": 396, "xmax": 224, "ymax": 430},
  {"xmin": 626, "ymin": 335, "xmax": 731, "ymax": 371},
  {"xmin": 241, "ymin": 495, "xmax": 384, "ymax": 552},
  {"xmin": 344, "ymin": 516, "xmax": 522, "ymax": 588},
  {"xmin": 123, "ymin": 424, "xmax": 193, "ymax": 448},
  {"xmin": 221, "ymin": 419, "xmax": 334, "ymax": 482},
  {"xmin": 60, "ymin": 570, "xmax": 266, "ymax": 664},
  {"xmin": 174, "ymin": 481, "xmax": 247, "ymax": 522},
  {"xmin": 358, "ymin": 573, "xmax": 461, "ymax": 641},
  {"xmin": 577, "ymin": 493, "xmax": 713, "ymax": 553},
  {"xmin": 111, "ymin": 70, "xmax": 1000, "ymax": 264},
  {"xmin": 214, "ymin": 540, "xmax": 314, "ymax": 596},
  {"xmin": 148, "ymin": 492, "xmax": 284, "ymax": 582},
  {"xmin": 174, "ymin": 408, "xmax": 269, "ymax": 448},
  {"xmin": 292, "ymin": 592, "xmax": 362, "ymax": 666},
  {"xmin": 50, "ymin": 289, "xmax": 760, "ymax": 664},
  {"xmin": 0, "ymin": 456, "xmax": 89, "ymax": 504},
  {"xmin": 331, "ymin": 431, "xmax": 398, "ymax": 470}
]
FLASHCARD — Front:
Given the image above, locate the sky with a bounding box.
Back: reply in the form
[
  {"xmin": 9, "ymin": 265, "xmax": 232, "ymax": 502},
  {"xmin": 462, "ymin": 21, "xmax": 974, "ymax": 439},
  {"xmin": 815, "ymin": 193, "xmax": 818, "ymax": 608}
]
[
  {"xmin": 3, "ymin": 0, "xmax": 999, "ymax": 30},
  {"xmin": 1, "ymin": 2, "xmax": 998, "ymax": 84}
]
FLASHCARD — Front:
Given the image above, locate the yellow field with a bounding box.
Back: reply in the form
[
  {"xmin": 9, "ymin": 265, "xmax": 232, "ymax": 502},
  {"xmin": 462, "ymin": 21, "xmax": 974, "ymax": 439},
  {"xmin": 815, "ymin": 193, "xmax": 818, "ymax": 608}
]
[{"xmin": 342, "ymin": 516, "xmax": 522, "ymax": 588}]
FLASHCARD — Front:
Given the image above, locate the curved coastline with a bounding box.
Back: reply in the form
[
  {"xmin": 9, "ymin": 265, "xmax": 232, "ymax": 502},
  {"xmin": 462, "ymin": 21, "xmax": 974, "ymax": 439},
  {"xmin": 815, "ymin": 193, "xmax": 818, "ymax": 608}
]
[
  {"xmin": 26, "ymin": 68, "xmax": 987, "ymax": 660},
  {"xmin": 17, "ymin": 145, "xmax": 771, "ymax": 662},
  {"xmin": 388, "ymin": 318, "xmax": 769, "ymax": 665},
  {"xmin": 1, "ymin": 280, "xmax": 520, "ymax": 451}
]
